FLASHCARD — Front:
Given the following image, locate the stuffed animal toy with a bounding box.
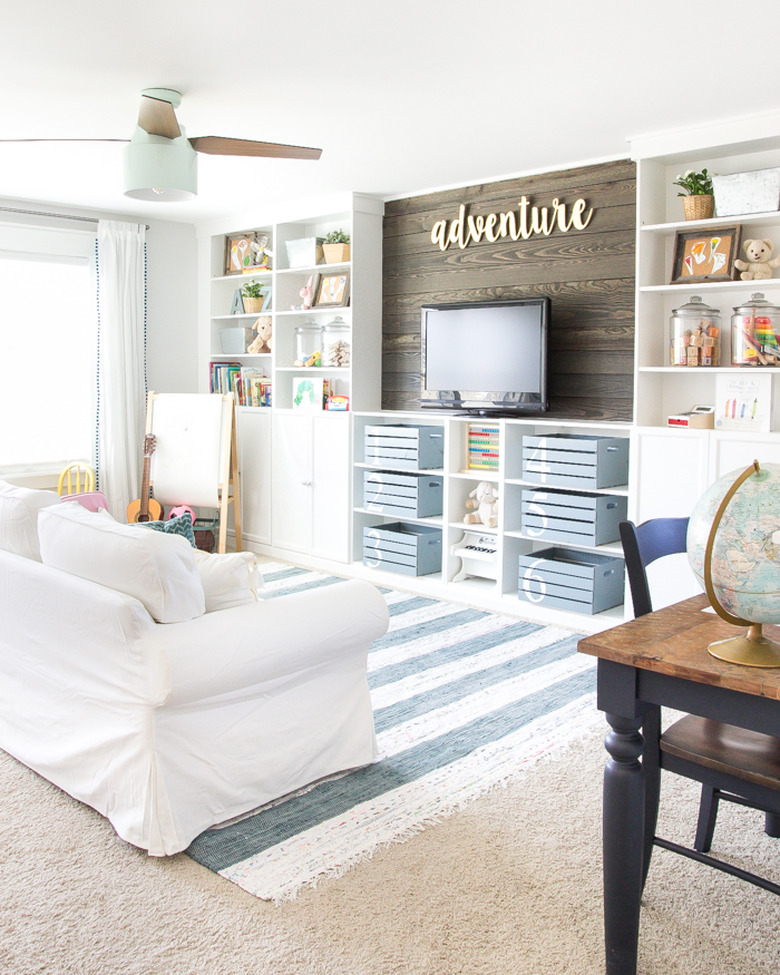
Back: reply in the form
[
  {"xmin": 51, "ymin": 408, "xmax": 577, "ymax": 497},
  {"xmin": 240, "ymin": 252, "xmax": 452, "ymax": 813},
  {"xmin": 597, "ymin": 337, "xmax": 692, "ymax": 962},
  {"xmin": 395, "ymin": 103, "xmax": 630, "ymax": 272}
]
[
  {"xmin": 733, "ymin": 239, "xmax": 780, "ymax": 281},
  {"xmin": 464, "ymin": 481, "xmax": 499, "ymax": 528},
  {"xmin": 247, "ymin": 316, "xmax": 272, "ymax": 354},
  {"xmin": 291, "ymin": 274, "xmax": 315, "ymax": 310}
]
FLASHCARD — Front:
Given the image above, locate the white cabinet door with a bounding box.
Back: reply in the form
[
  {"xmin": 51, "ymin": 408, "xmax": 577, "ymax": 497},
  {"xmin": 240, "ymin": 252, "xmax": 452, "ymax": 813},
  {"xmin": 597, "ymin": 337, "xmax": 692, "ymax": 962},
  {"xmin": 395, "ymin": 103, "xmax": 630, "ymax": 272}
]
[
  {"xmin": 271, "ymin": 412, "xmax": 351, "ymax": 561},
  {"xmin": 272, "ymin": 412, "xmax": 314, "ymax": 554},
  {"xmin": 633, "ymin": 428, "xmax": 710, "ymax": 521},
  {"xmin": 711, "ymin": 432, "xmax": 780, "ymax": 479},
  {"xmin": 310, "ymin": 414, "xmax": 351, "ymax": 562},
  {"xmin": 632, "ymin": 428, "xmax": 708, "ymax": 612},
  {"xmin": 236, "ymin": 408, "xmax": 272, "ymax": 544}
]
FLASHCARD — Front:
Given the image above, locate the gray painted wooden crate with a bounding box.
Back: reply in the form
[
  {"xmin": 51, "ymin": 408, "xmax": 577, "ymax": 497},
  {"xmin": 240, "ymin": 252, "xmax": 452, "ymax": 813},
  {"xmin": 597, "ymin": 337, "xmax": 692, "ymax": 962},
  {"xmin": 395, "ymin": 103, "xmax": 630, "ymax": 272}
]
[
  {"xmin": 363, "ymin": 471, "xmax": 443, "ymax": 518},
  {"xmin": 521, "ymin": 434, "xmax": 629, "ymax": 490},
  {"xmin": 521, "ymin": 488, "xmax": 627, "ymax": 546},
  {"xmin": 364, "ymin": 424, "xmax": 444, "ymax": 471},
  {"xmin": 517, "ymin": 546, "xmax": 624, "ymax": 615},
  {"xmin": 362, "ymin": 522, "xmax": 442, "ymax": 576}
]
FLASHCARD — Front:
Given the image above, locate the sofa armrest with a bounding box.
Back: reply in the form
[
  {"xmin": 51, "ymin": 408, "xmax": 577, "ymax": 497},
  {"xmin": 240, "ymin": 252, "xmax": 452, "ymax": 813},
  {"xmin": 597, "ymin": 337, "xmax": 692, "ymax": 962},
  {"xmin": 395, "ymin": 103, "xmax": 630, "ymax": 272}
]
[{"xmin": 156, "ymin": 579, "xmax": 389, "ymax": 707}]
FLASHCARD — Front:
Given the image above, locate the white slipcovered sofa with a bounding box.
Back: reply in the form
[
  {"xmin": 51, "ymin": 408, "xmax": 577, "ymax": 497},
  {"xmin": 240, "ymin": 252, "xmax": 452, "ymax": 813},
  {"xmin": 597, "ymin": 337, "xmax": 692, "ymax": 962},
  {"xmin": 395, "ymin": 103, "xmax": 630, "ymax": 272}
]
[{"xmin": 0, "ymin": 481, "xmax": 388, "ymax": 855}]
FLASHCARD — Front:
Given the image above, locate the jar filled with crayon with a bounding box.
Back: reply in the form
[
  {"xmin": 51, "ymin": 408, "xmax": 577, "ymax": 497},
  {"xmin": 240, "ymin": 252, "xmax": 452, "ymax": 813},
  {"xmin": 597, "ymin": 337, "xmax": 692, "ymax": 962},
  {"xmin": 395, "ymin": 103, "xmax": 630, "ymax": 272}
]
[
  {"xmin": 670, "ymin": 296, "xmax": 721, "ymax": 366},
  {"xmin": 731, "ymin": 293, "xmax": 780, "ymax": 366}
]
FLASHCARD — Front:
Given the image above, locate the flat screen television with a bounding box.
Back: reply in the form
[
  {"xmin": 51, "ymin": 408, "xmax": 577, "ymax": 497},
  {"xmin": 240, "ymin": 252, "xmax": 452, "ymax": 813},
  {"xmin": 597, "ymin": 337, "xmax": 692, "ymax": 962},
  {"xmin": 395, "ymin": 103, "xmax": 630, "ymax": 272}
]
[{"xmin": 420, "ymin": 297, "xmax": 549, "ymax": 415}]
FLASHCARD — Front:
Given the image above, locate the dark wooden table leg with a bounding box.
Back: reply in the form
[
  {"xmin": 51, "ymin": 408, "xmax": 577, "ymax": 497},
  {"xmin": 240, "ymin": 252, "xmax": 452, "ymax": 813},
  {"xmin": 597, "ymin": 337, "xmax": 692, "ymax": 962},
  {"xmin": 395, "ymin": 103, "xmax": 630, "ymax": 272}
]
[{"xmin": 603, "ymin": 711, "xmax": 645, "ymax": 975}]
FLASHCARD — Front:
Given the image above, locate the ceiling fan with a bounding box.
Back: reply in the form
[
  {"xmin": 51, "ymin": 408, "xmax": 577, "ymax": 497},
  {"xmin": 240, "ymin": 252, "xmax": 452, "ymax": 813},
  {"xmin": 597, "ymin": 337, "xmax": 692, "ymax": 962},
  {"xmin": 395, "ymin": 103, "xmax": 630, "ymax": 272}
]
[{"xmin": 2, "ymin": 88, "xmax": 322, "ymax": 202}]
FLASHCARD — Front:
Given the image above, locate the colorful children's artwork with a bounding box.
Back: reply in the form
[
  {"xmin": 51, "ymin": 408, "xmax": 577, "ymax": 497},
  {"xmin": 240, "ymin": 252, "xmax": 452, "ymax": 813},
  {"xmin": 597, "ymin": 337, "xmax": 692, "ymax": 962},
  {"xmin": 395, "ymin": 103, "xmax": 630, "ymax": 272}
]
[
  {"xmin": 715, "ymin": 373, "xmax": 772, "ymax": 432},
  {"xmin": 292, "ymin": 377, "xmax": 330, "ymax": 410},
  {"xmin": 671, "ymin": 225, "xmax": 742, "ymax": 284}
]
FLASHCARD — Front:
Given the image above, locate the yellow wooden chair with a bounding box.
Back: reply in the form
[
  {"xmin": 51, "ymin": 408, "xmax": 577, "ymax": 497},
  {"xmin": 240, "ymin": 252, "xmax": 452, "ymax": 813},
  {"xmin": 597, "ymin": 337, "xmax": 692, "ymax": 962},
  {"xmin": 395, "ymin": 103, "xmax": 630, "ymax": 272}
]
[{"xmin": 57, "ymin": 462, "xmax": 95, "ymax": 497}]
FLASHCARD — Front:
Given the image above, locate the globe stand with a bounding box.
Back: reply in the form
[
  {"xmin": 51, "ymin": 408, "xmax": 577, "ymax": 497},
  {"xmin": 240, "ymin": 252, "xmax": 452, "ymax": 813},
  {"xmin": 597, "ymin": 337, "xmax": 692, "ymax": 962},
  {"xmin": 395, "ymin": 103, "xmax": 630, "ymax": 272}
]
[{"xmin": 708, "ymin": 623, "xmax": 780, "ymax": 668}]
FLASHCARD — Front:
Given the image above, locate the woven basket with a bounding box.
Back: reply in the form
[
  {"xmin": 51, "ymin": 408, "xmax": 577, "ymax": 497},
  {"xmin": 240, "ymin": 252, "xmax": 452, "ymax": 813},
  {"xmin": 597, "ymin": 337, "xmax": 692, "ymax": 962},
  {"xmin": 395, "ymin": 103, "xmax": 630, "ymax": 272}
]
[{"xmin": 682, "ymin": 194, "xmax": 715, "ymax": 221}]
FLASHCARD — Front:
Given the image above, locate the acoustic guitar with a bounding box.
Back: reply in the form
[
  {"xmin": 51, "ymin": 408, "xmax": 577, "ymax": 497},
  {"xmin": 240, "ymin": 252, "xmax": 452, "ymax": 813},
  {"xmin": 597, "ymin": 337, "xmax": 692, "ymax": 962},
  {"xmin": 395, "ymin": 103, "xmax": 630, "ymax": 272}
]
[{"xmin": 126, "ymin": 434, "xmax": 164, "ymax": 523}]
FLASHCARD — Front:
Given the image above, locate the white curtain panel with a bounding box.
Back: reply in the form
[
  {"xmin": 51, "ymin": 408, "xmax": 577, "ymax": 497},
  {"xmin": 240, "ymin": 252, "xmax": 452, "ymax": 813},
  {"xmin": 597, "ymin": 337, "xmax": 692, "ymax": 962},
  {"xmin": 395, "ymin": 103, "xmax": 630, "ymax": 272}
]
[{"xmin": 96, "ymin": 220, "xmax": 146, "ymax": 519}]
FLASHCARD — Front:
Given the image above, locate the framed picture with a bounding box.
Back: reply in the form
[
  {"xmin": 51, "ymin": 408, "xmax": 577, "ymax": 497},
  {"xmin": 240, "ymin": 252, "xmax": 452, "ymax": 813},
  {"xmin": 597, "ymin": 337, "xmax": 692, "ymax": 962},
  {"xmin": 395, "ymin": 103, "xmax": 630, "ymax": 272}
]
[
  {"xmin": 670, "ymin": 225, "xmax": 742, "ymax": 284},
  {"xmin": 313, "ymin": 271, "xmax": 350, "ymax": 307},
  {"xmin": 224, "ymin": 233, "xmax": 256, "ymax": 275}
]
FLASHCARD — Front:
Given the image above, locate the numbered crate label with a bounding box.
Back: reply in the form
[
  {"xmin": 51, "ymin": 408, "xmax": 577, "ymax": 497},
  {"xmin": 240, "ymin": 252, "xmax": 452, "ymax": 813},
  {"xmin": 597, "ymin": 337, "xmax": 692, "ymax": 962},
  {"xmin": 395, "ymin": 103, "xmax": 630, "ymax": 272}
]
[
  {"xmin": 362, "ymin": 471, "xmax": 443, "ymax": 517},
  {"xmin": 521, "ymin": 434, "xmax": 628, "ymax": 490},
  {"xmin": 364, "ymin": 424, "xmax": 444, "ymax": 471},
  {"xmin": 519, "ymin": 558, "xmax": 548, "ymax": 603},
  {"xmin": 362, "ymin": 522, "xmax": 442, "ymax": 576},
  {"xmin": 517, "ymin": 546, "xmax": 624, "ymax": 615},
  {"xmin": 521, "ymin": 489, "xmax": 627, "ymax": 546}
]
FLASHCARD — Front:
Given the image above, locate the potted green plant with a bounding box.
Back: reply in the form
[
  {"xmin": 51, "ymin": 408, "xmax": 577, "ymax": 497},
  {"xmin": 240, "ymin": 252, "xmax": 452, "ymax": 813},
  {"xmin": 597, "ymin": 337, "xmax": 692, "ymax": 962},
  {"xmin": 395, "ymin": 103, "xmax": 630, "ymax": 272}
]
[
  {"xmin": 241, "ymin": 279, "xmax": 266, "ymax": 313},
  {"xmin": 673, "ymin": 168, "xmax": 715, "ymax": 221},
  {"xmin": 322, "ymin": 229, "xmax": 351, "ymax": 264}
]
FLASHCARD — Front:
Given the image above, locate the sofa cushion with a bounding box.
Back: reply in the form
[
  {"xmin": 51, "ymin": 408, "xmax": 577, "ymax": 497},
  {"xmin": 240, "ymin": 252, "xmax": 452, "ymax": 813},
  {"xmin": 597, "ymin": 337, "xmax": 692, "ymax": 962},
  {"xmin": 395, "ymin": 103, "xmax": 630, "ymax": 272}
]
[
  {"xmin": 38, "ymin": 503, "xmax": 205, "ymax": 623},
  {"xmin": 138, "ymin": 511, "xmax": 197, "ymax": 548},
  {"xmin": 193, "ymin": 549, "xmax": 264, "ymax": 612},
  {"xmin": 0, "ymin": 480, "xmax": 60, "ymax": 560}
]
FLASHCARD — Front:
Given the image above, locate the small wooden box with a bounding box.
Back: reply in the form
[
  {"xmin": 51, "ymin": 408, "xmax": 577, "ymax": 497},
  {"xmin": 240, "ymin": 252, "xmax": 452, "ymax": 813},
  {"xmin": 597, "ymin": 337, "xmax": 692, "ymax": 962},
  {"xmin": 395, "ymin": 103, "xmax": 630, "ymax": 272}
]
[
  {"xmin": 364, "ymin": 425, "xmax": 444, "ymax": 470},
  {"xmin": 522, "ymin": 434, "xmax": 629, "ymax": 490},
  {"xmin": 363, "ymin": 471, "xmax": 443, "ymax": 518},
  {"xmin": 521, "ymin": 489, "xmax": 627, "ymax": 546},
  {"xmin": 517, "ymin": 546, "xmax": 624, "ymax": 615},
  {"xmin": 362, "ymin": 522, "xmax": 442, "ymax": 576}
]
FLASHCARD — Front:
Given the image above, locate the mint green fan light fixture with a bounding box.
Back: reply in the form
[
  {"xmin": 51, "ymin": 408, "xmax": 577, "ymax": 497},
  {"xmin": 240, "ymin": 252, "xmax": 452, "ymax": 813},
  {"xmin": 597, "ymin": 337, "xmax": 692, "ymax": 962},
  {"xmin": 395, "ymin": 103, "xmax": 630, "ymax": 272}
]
[
  {"xmin": 123, "ymin": 89, "xmax": 197, "ymax": 201},
  {"xmin": 0, "ymin": 87, "xmax": 322, "ymax": 203},
  {"xmin": 123, "ymin": 88, "xmax": 322, "ymax": 201}
]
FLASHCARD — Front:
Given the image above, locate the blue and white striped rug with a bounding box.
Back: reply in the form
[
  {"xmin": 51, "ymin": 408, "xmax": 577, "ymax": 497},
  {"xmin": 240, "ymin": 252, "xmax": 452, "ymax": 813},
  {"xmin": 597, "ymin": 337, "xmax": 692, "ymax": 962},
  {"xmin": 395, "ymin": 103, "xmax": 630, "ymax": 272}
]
[{"xmin": 186, "ymin": 563, "xmax": 598, "ymax": 902}]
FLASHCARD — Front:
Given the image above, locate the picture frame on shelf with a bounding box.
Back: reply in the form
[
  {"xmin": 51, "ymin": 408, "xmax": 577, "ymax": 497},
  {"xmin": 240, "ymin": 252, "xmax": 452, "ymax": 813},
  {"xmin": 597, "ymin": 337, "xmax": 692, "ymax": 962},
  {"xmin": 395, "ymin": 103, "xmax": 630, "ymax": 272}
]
[
  {"xmin": 225, "ymin": 233, "xmax": 257, "ymax": 275},
  {"xmin": 670, "ymin": 224, "xmax": 742, "ymax": 284},
  {"xmin": 313, "ymin": 271, "xmax": 350, "ymax": 308}
]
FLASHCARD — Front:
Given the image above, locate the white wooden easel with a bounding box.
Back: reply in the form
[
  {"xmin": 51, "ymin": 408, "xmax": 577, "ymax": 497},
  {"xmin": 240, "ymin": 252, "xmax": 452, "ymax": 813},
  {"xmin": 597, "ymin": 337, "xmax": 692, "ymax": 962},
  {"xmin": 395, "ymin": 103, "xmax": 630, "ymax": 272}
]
[{"xmin": 145, "ymin": 392, "xmax": 242, "ymax": 553}]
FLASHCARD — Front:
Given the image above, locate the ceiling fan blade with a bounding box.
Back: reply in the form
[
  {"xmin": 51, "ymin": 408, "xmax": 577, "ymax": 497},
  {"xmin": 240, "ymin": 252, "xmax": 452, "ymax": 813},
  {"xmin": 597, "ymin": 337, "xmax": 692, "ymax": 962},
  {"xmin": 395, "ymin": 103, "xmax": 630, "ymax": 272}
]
[
  {"xmin": 189, "ymin": 136, "xmax": 322, "ymax": 160},
  {"xmin": 0, "ymin": 138, "xmax": 128, "ymax": 144},
  {"xmin": 138, "ymin": 95, "xmax": 181, "ymax": 139}
]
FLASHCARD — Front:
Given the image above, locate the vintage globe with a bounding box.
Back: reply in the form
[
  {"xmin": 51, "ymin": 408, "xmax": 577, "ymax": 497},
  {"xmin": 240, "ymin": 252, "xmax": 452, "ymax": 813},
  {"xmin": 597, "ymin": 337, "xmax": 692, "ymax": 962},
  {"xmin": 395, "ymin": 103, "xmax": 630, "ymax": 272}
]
[{"xmin": 687, "ymin": 460, "xmax": 780, "ymax": 666}]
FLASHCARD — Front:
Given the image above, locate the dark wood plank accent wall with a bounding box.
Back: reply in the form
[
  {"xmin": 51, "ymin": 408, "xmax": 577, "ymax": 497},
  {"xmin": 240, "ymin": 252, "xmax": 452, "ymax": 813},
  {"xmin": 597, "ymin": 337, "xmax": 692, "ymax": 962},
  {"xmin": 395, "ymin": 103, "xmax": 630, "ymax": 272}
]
[{"xmin": 382, "ymin": 159, "xmax": 636, "ymax": 421}]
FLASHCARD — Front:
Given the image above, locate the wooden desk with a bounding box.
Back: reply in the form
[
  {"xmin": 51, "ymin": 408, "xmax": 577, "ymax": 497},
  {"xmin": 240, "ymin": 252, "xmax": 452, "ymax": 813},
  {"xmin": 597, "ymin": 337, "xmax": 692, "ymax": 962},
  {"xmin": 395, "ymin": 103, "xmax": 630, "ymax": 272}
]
[{"xmin": 578, "ymin": 594, "xmax": 780, "ymax": 975}]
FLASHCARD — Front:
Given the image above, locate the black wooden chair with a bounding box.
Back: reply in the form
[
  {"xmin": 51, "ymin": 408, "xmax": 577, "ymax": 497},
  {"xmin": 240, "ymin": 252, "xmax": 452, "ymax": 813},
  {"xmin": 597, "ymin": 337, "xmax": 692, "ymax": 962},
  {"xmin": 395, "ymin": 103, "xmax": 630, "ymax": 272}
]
[{"xmin": 619, "ymin": 518, "xmax": 780, "ymax": 894}]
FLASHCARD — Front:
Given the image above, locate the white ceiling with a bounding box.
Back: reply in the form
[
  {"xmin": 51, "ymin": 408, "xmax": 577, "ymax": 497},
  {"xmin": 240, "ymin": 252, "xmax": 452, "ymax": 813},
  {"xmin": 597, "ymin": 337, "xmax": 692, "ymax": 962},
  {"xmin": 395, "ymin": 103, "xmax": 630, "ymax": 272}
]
[{"xmin": 2, "ymin": 0, "xmax": 779, "ymax": 226}]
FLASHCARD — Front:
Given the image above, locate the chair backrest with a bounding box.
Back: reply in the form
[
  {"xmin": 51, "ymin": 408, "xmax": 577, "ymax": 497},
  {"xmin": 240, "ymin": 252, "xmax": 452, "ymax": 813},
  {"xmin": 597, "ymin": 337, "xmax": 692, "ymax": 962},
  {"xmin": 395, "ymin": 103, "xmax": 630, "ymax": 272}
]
[
  {"xmin": 619, "ymin": 518, "xmax": 690, "ymax": 618},
  {"xmin": 60, "ymin": 490, "xmax": 109, "ymax": 513},
  {"xmin": 57, "ymin": 463, "xmax": 95, "ymax": 497}
]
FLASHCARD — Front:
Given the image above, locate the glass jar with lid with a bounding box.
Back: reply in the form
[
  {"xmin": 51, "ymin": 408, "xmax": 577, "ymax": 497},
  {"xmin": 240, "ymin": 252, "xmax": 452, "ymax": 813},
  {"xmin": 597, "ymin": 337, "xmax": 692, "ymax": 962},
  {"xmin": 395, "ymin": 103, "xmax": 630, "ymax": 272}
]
[
  {"xmin": 294, "ymin": 320, "xmax": 322, "ymax": 366},
  {"xmin": 731, "ymin": 292, "xmax": 780, "ymax": 366},
  {"xmin": 322, "ymin": 315, "xmax": 351, "ymax": 367},
  {"xmin": 670, "ymin": 295, "xmax": 721, "ymax": 367}
]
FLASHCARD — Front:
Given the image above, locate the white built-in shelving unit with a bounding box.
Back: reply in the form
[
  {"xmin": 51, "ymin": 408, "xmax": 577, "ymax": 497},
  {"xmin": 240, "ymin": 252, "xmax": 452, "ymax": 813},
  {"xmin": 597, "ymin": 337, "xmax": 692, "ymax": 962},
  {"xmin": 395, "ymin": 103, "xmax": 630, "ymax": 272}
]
[
  {"xmin": 350, "ymin": 411, "xmax": 631, "ymax": 634},
  {"xmin": 199, "ymin": 193, "xmax": 384, "ymax": 556}
]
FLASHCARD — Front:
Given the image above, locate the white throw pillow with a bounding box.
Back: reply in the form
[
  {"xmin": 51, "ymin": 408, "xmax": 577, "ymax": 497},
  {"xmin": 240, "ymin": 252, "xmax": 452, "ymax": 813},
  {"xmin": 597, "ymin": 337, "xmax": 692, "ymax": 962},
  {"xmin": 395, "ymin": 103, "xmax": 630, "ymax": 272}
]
[
  {"xmin": 193, "ymin": 549, "xmax": 264, "ymax": 612},
  {"xmin": 38, "ymin": 503, "xmax": 205, "ymax": 623},
  {"xmin": 0, "ymin": 480, "xmax": 60, "ymax": 560}
]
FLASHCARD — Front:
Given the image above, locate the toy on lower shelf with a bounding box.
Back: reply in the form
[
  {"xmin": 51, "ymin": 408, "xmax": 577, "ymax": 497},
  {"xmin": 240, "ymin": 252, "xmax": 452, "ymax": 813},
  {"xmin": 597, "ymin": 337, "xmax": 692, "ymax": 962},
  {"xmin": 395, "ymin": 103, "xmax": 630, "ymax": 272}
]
[
  {"xmin": 463, "ymin": 481, "xmax": 499, "ymax": 528},
  {"xmin": 451, "ymin": 531, "xmax": 499, "ymax": 582}
]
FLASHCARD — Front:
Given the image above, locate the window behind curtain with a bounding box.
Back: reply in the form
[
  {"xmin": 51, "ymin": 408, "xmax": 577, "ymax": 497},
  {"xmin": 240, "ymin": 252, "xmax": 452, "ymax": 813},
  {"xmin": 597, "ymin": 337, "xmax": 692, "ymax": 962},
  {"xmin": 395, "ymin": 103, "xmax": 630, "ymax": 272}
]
[{"xmin": 0, "ymin": 225, "xmax": 96, "ymax": 472}]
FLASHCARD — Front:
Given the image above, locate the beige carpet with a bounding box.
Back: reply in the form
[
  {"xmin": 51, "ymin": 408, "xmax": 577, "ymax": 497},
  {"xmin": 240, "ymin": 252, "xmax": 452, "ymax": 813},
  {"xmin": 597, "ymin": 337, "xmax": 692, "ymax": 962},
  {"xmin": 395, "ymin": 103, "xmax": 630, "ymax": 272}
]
[{"xmin": 1, "ymin": 725, "xmax": 778, "ymax": 975}]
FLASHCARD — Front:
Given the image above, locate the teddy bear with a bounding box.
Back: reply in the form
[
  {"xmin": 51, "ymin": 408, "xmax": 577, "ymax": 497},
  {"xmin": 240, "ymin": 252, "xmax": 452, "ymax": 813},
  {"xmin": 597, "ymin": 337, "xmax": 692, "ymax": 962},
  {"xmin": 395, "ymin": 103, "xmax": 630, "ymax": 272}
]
[
  {"xmin": 464, "ymin": 481, "xmax": 499, "ymax": 528},
  {"xmin": 733, "ymin": 239, "xmax": 780, "ymax": 281},
  {"xmin": 247, "ymin": 315, "xmax": 272, "ymax": 354}
]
